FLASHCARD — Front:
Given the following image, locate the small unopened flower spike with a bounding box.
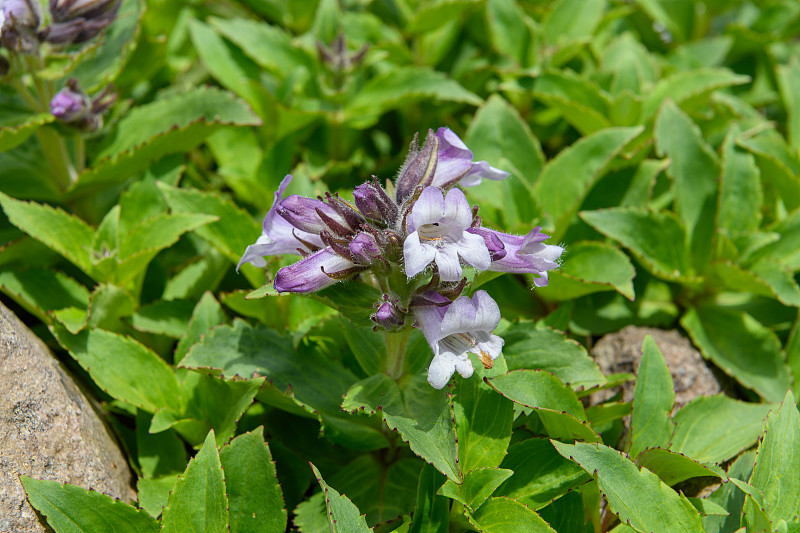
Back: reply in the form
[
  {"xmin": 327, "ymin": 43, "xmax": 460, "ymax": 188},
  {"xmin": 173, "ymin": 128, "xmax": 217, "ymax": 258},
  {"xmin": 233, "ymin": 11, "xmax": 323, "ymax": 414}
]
[
  {"xmin": 44, "ymin": 0, "xmax": 120, "ymax": 44},
  {"xmin": 395, "ymin": 130, "xmax": 439, "ymax": 203}
]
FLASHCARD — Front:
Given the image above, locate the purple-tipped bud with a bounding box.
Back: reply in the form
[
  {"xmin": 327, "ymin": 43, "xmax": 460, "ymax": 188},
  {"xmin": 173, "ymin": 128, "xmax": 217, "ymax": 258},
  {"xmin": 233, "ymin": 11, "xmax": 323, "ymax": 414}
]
[
  {"xmin": 467, "ymin": 227, "xmax": 506, "ymax": 261},
  {"xmin": 349, "ymin": 232, "xmax": 381, "ymax": 265},
  {"xmin": 395, "ymin": 130, "xmax": 439, "ymax": 203},
  {"xmin": 371, "ymin": 300, "xmax": 405, "ymax": 331},
  {"xmin": 50, "ymin": 82, "xmax": 89, "ymax": 122},
  {"xmin": 44, "ymin": 0, "xmax": 120, "ymax": 44},
  {"xmin": 354, "ymin": 181, "xmax": 397, "ymax": 224},
  {"xmin": 277, "ymin": 195, "xmax": 353, "ymax": 236},
  {"xmin": 274, "ymin": 247, "xmax": 361, "ymax": 293},
  {"xmin": 1, "ymin": 0, "xmax": 43, "ymax": 52}
]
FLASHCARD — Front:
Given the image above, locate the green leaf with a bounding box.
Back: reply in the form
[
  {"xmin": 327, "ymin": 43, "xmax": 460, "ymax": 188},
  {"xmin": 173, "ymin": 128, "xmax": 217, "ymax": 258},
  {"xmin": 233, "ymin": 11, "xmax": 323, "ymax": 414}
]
[
  {"xmin": 0, "ymin": 113, "xmax": 53, "ymax": 154},
  {"xmin": 495, "ymin": 438, "xmax": 590, "ymax": 510},
  {"xmin": 629, "ymin": 336, "xmax": 675, "ymax": 459},
  {"xmin": 681, "ymin": 306, "xmax": 791, "ymax": 402},
  {"xmin": 0, "ymin": 192, "xmax": 95, "ymax": 274},
  {"xmin": 409, "ymin": 464, "xmax": 449, "ymax": 533},
  {"xmin": 137, "ymin": 475, "xmax": 179, "ymax": 519},
  {"xmin": 687, "ymin": 497, "xmax": 729, "ymax": 517},
  {"xmin": 52, "ymin": 283, "xmax": 137, "ymax": 334},
  {"xmin": 670, "ymin": 394, "xmax": 775, "ymax": 464},
  {"xmin": 544, "ymin": 241, "xmax": 636, "ymax": 301},
  {"xmin": 533, "ymin": 70, "xmax": 612, "ymax": 135},
  {"xmin": 750, "ymin": 390, "xmax": 800, "ymax": 524},
  {"xmin": 69, "ymin": 88, "xmax": 260, "ymax": 197},
  {"xmin": 118, "ymin": 178, "xmax": 168, "ymax": 238},
  {"xmin": 174, "ymin": 292, "xmax": 227, "ymax": 364},
  {"xmin": 137, "ymin": 412, "xmax": 187, "ymax": 480},
  {"xmin": 718, "ymin": 127, "xmax": 762, "ymax": 237},
  {"xmin": 157, "ymin": 183, "xmax": 261, "ymax": 264},
  {"xmin": 750, "ymin": 260, "xmax": 800, "ymax": 307},
  {"xmin": 0, "ymin": 135, "xmax": 59, "ymax": 201},
  {"xmin": 342, "ymin": 320, "xmax": 387, "ymax": 375},
  {"xmin": 342, "ymin": 374, "xmax": 460, "ymax": 482},
  {"xmin": 161, "ymin": 431, "xmax": 229, "ymax": 533},
  {"xmin": 119, "ymin": 213, "xmax": 217, "ymax": 260},
  {"xmin": 468, "ymin": 497, "xmax": 556, "ymax": 532},
  {"xmin": 51, "ymin": 325, "xmax": 180, "ymax": 413},
  {"xmin": 737, "ymin": 132, "xmax": 800, "ymax": 214},
  {"xmin": 180, "ymin": 320, "xmax": 387, "ymax": 450},
  {"xmin": 704, "ymin": 450, "xmax": 755, "ymax": 533},
  {"xmin": 453, "ymin": 356, "xmax": 514, "ymax": 472},
  {"xmin": 635, "ymin": 449, "xmax": 725, "ymax": 486},
  {"xmin": 486, "ymin": 0, "xmax": 533, "ymax": 66},
  {"xmin": 310, "ymin": 463, "xmax": 373, "ymax": 533},
  {"xmin": 552, "ymin": 441, "xmax": 704, "ymax": 533},
  {"xmin": 20, "ymin": 476, "xmax": 158, "ymax": 533},
  {"xmin": 542, "ymin": 0, "xmax": 606, "ymax": 44},
  {"xmin": 580, "ymin": 207, "xmax": 697, "ymax": 282},
  {"xmin": 744, "ymin": 209, "xmax": 800, "ymax": 270},
  {"xmin": 501, "ymin": 322, "xmax": 606, "ymax": 390},
  {"xmin": 439, "ymin": 468, "xmax": 514, "ymax": 512},
  {"xmin": 219, "ymin": 427, "xmax": 287, "ymax": 533},
  {"xmin": 486, "ymin": 370, "xmax": 598, "ymax": 442},
  {"xmin": 132, "ymin": 299, "xmax": 196, "ymax": 338},
  {"xmin": 151, "ymin": 372, "xmax": 264, "ymax": 446},
  {"xmin": 654, "ymin": 100, "xmax": 719, "ymax": 270},
  {"xmin": 345, "ymin": 67, "xmax": 482, "ymax": 128},
  {"xmin": 534, "ymin": 126, "xmax": 643, "ymax": 240},
  {"xmin": 0, "ymin": 268, "xmax": 89, "ymax": 322},
  {"xmin": 642, "ymin": 69, "xmax": 750, "ymax": 121},
  {"xmin": 777, "ymin": 59, "xmax": 800, "ymax": 155}
]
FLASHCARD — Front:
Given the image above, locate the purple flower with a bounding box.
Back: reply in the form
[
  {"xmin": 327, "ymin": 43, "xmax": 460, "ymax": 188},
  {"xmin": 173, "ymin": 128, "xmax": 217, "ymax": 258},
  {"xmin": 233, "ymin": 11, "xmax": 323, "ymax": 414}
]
[
  {"xmin": 468, "ymin": 226, "xmax": 563, "ymax": 287},
  {"xmin": 277, "ymin": 195, "xmax": 353, "ymax": 236},
  {"xmin": 349, "ymin": 232, "xmax": 381, "ymax": 265},
  {"xmin": 50, "ymin": 84, "xmax": 89, "ymax": 122},
  {"xmin": 432, "ymin": 128, "xmax": 509, "ymax": 188},
  {"xmin": 403, "ymin": 186, "xmax": 490, "ymax": 281},
  {"xmin": 371, "ymin": 300, "xmax": 405, "ymax": 330},
  {"xmin": 273, "ymin": 247, "xmax": 358, "ymax": 293},
  {"xmin": 353, "ymin": 181, "xmax": 397, "ymax": 224},
  {"xmin": 2, "ymin": 0, "xmax": 42, "ymax": 28},
  {"xmin": 237, "ymin": 175, "xmax": 323, "ymax": 270},
  {"xmin": 414, "ymin": 290, "xmax": 504, "ymax": 389},
  {"xmin": 45, "ymin": 0, "xmax": 120, "ymax": 44}
]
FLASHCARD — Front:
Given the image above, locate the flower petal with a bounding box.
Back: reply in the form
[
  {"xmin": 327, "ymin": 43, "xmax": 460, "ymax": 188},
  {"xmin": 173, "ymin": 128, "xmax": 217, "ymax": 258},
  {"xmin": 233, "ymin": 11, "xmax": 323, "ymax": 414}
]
[
  {"xmin": 410, "ymin": 186, "xmax": 446, "ymax": 229},
  {"xmin": 274, "ymin": 247, "xmax": 356, "ymax": 293},
  {"xmin": 431, "ymin": 128, "xmax": 472, "ymax": 187},
  {"xmin": 404, "ymin": 231, "xmax": 437, "ymax": 277},
  {"xmin": 442, "ymin": 187, "xmax": 473, "ymax": 229},
  {"xmin": 455, "ymin": 231, "xmax": 491, "ymax": 270},
  {"xmin": 434, "ymin": 247, "xmax": 463, "ymax": 282},
  {"xmin": 427, "ymin": 353, "xmax": 458, "ymax": 389},
  {"xmin": 460, "ymin": 160, "xmax": 510, "ymax": 187}
]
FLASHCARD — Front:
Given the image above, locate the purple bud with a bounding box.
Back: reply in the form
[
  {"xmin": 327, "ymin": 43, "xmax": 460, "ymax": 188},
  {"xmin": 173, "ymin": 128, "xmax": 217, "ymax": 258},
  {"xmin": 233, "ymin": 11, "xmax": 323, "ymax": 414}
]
[
  {"xmin": 274, "ymin": 247, "xmax": 361, "ymax": 293},
  {"xmin": 49, "ymin": 0, "xmax": 119, "ymax": 22},
  {"xmin": 277, "ymin": 195, "xmax": 352, "ymax": 235},
  {"xmin": 3, "ymin": 0, "xmax": 42, "ymax": 28},
  {"xmin": 44, "ymin": 0, "xmax": 120, "ymax": 44},
  {"xmin": 467, "ymin": 227, "xmax": 506, "ymax": 261},
  {"xmin": 353, "ymin": 181, "xmax": 397, "ymax": 224},
  {"xmin": 50, "ymin": 83, "xmax": 89, "ymax": 122},
  {"xmin": 349, "ymin": 232, "xmax": 381, "ymax": 265},
  {"xmin": 371, "ymin": 300, "xmax": 405, "ymax": 330}
]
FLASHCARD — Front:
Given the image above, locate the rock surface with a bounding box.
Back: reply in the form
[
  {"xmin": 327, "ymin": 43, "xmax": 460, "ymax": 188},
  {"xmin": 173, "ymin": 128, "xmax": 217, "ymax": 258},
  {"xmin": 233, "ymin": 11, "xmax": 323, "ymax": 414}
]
[
  {"xmin": 590, "ymin": 325, "xmax": 726, "ymax": 406},
  {"xmin": 0, "ymin": 302, "xmax": 134, "ymax": 533}
]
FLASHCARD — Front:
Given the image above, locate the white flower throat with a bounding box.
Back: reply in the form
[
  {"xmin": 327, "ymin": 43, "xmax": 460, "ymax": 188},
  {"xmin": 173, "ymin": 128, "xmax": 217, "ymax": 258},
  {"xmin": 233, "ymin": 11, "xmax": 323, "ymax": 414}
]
[{"xmin": 418, "ymin": 222, "xmax": 448, "ymax": 241}]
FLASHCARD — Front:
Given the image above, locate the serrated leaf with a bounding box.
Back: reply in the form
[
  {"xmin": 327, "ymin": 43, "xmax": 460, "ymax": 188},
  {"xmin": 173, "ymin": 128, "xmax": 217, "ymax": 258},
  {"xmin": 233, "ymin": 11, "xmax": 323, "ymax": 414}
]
[
  {"xmin": 681, "ymin": 306, "xmax": 791, "ymax": 402},
  {"xmin": 453, "ymin": 356, "xmax": 513, "ymax": 472},
  {"xmin": 161, "ymin": 430, "xmax": 229, "ymax": 533},
  {"xmin": 0, "ymin": 113, "xmax": 53, "ymax": 153},
  {"xmin": 670, "ymin": 394, "xmax": 775, "ymax": 464},
  {"xmin": 137, "ymin": 475, "xmax": 179, "ymax": 519},
  {"xmin": 180, "ymin": 320, "xmax": 387, "ymax": 450},
  {"xmin": 137, "ymin": 411, "xmax": 187, "ymax": 480},
  {"xmin": 0, "ymin": 134, "xmax": 60, "ymax": 201},
  {"xmin": 581, "ymin": 207, "xmax": 696, "ymax": 281},
  {"xmin": 636, "ymin": 448, "xmax": 725, "ymax": 486},
  {"xmin": 629, "ymin": 336, "xmax": 675, "ymax": 459},
  {"xmin": 495, "ymin": 438, "xmax": 590, "ymax": 509},
  {"xmin": 20, "ymin": 476, "xmax": 158, "ymax": 532},
  {"xmin": 533, "ymin": 70, "xmax": 612, "ymax": 135},
  {"xmin": 777, "ymin": 60, "xmax": 800, "ymax": 154},
  {"xmin": 486, "ymin": 370, "xmax": 598, "ymax": 442},
  {"xmin": 68, "ymin": 88, "xmax": 260, "ymax": 197},
  {"xmin": 545, "ymin": 241, "xmax": 636, "ymax": 301},
  {"xmin": 52, "ymin": 283, "xmax": 136, "ymax": 334},
  {"xmin": 342, "ymin": 374, "xmax": 460, "ymax": 482},
  {"xmin": 718, "ymin": 128, "xmax": 762, "ymax": 237},
  {"xmin": 345, "ymin": 67, "xmax": 481, "ymax": 128},
  {"xmin": 439, "ymin": 468, "xmax": 513, "ymax": 512},
  {"xmin": 552, "ymin": 441, "xmax": 704, "ymax": 533},
  {"xmin": 486, "ymin": 0, "xmax": 532, "ymax": 66},
  {"xmin": 341, "ymin": 319, "xmax": 387, "ymax": 375},
  {"xmin": 643, "ymin": 69, "xmax": 750, "ymax": 121},
  {"xmin": 749, "ymin": 260, "xmax": 800, "ymax": 307},
  {"xmin": 0, "ymin": 268, "xmax": 88, "ymax": 322},
  {"xmin": 750, "ymin": 390, "xmax": 800, "ymax": 524},
  {"xmin": 132, "ymin": 299, "xmax": 196, "ymax": 338},
  {"xmin": 119, "ymin": 213, "xmax": 217, "ymax": 259},
  {"xmin": 0, "ymin": 192, "xmax": 94, "ymax": 274},
  {"xmin": 51, "ymin": 324, "xmax": 179, "ymax": 413},
  {"xmin": 310, "ymin": 463, "xmax": 373, "ymax": 533},
  {"xmin": 737, "ymin": 132, "xmax": 800, "ymax": 214},
  {"xmin": 410, "ymin": 464, "xmax": 449, "ymax": 533},
  {"xmin": 174, "ymin": 292, "xmax": 227, "ymax": 364},
  {"xmin": 534, "ymin": 126, "xmax": 643, "ymax": 240},
  {"xmin": 542, "ymin": 0, "xmax": 606, "ymax": 44},
  {"xmin": 704, "ymin": 450, "xmax": 755, "ymax": 533},
  {"xmin": 654, "ymin": 100, "xmax": 719, "ymax": 270},
  {"xmin": 468, "ymin": 496, "xmax": 556, "ymax": 532},
  {"xmin": 219, "ymin": 427, "xmax": 287, "ymax": 533},
  {"xmin": 501, "ymin": 322, "xmax": 606, "ymax": 389}
]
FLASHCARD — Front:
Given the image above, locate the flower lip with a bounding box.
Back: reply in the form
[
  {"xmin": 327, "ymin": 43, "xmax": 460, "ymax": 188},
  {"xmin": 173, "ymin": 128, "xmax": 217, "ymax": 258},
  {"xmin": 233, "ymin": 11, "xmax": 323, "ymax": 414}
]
[{"xmin": 430, "ymin": 127, "xmax": 510, "ymax": 189}]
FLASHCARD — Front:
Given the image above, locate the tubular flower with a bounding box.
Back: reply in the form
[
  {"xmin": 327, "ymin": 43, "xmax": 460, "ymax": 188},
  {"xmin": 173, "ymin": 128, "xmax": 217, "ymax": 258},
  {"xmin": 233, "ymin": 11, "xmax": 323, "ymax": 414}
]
[
  {"xmin": 432, "ymin": 127, "xmax": 510, "ymax": 188},
  {"xmin": 468, "ymin": 226, "xmax": 564, "ymax": 287},
  {"xmin": 403, "ymin": 186, "xmax": 490, "ymax": 282},
  {"xmin": 414, "ymin": 290, "xmax": 504, "ymax": 389},
  {"xmin": 237, "ymin": 175, "xmax": 323, "ymax": 270},
  {"xmin": 273, "ymin": 247, "xmax": 358, "ymax": 293}
]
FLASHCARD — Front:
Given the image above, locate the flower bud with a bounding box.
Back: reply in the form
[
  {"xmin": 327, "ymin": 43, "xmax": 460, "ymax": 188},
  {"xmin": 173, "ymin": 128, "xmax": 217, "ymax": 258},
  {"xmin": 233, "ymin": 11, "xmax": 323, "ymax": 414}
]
[
  {"xmin": 353, "ymin": 180, "xmax": 397, "ymax": 224},
  {"xmin": 1, "ymin": 0, "xmax": 43, "ymax": 52},
  {"xmin": 50, "ymin": 82, "xmax": 89, "ymax": 123},
  {"xmin": 395, "ymin": 130, "xmax": 439, "ymax": 203},
  {"xmin": 349, "ymin": 232, "xmax": 381, "ymax": 265},
  {"xmin": 371, "ymin": 300, "xmax": 405, "ymax": 331},
  {"xmin": 277, "ymin": 195, "xmax": 353, "ymax": 236},
  {"xmin": 44, "ymin": 0, "xmax": 120, "ymax": 44}
]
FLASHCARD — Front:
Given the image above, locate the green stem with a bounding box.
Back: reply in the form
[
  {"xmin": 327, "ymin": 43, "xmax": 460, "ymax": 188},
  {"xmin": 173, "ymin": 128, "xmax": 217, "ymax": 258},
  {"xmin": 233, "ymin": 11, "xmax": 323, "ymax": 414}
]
[
  {"xmin": 35, "ymin": 126, "xmax": 75, "ymax": 190},
  {"xmin": 75, "ymin": 136, "xmax": 86, "ymax": 173},
  {"xmin": 385, "ymin": 328, "xmax": 412, "ymax": 380}
]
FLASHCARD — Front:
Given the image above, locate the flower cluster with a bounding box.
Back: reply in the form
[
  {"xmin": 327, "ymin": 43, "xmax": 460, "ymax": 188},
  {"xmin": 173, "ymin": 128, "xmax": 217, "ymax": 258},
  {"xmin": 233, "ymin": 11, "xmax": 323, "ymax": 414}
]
[{"xmin": 240, "ymin": 128, "xmax": 564, "ymax": 389}]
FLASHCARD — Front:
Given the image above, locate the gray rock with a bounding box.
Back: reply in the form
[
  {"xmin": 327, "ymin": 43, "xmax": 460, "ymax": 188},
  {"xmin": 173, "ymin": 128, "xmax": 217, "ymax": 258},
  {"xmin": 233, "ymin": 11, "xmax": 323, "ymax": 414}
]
[
  {"xmin": 590, "ymin": 326, "xmax": 726, "ymax": 407},
  {"xmin": 0, "ymin": 302, "xmax": 135, "ymax": 533}
]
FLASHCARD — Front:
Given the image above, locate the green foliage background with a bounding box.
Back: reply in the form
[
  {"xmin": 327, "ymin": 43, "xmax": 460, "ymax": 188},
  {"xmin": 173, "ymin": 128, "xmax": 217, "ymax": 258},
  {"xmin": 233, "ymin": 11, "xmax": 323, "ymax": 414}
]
[{"xmin": 4, "ymin": 0, "xmax": 800, "ymax": 531}]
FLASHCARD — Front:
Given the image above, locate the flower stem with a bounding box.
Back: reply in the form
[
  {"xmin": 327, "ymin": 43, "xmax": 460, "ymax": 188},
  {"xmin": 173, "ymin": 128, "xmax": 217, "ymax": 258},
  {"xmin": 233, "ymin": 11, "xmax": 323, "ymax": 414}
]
[{"xmin": 385, "ymin": 328, "xmax": 412, "ymax": 380}]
